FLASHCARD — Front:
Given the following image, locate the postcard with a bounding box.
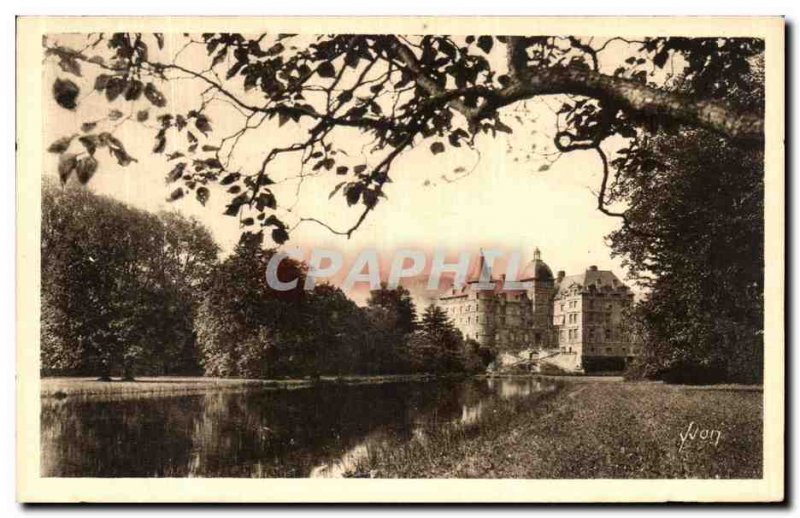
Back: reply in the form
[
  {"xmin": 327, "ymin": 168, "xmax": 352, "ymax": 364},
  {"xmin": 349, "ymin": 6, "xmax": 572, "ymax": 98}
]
[{"xmin": 16, "ymin": 16, "xmax": 784, "ymax": 503}]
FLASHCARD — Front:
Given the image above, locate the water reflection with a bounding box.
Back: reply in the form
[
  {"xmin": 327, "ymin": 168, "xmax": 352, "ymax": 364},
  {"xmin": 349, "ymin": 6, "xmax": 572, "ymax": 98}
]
[{"xmin": 41, "ymin": 377, "xmax": 554, "ymax": 478}]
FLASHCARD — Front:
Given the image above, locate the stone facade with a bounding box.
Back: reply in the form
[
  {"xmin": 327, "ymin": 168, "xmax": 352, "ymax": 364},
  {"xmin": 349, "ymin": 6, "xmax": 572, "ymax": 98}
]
[
  {"xmin": 553, "ymin": 266, "xmax": 639, "ymax": 371},
  {"xmin": 437, "ymin": 249, "xmax": 638, "ymax": 372}
]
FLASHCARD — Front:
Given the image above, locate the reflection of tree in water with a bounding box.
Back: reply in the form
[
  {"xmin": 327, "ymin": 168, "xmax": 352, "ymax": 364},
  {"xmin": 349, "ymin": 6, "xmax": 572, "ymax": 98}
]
[
  {"xmin": 187, "ymin": 382, "xmax": 477, "ymax": 477},
  {"xmin": 41, "ymin": 379, "xmax": 557, "ymax": 477},
  {"xmin": 41, "ymin": 395, "xmax": 202, "ymax": 477}
]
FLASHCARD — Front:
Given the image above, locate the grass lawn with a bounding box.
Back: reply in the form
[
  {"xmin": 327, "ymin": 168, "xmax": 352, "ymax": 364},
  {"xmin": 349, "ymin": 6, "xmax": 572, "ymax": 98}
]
[{"xmin": 353, "ymin": 381, "xmax": 763, "ymax": 479}]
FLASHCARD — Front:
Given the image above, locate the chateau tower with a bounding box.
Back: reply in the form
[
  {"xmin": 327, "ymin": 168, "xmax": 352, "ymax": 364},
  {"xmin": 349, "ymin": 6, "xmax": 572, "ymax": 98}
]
[{"xmin": 520, "ymin": 247, "xmax": 556, "ymax": 348}]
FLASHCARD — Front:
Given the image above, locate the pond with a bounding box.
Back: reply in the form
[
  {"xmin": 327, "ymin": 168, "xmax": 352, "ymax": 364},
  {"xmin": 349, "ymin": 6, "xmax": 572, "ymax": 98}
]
[{"xmin": 41, "ymin": 377, "xmax": 558, "ymax": 478}]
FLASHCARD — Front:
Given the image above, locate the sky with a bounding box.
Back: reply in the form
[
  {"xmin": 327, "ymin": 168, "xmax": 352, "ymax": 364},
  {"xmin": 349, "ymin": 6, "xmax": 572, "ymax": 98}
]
[{"xmin": 42, "ymin": 33, "xmax": 634, "ymax": 305}]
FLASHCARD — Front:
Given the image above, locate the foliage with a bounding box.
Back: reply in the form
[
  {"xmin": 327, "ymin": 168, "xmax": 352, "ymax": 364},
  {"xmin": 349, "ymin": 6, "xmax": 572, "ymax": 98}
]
[
  {"xmin": 41, "ymin": 181, "xmax": 219, "ymax": 378},
  {"xmin": 43, "ymin": 33, "xmax": 764, "ymax": 244},
  {"xmin": 609, "ymin": 129, "xmax": 764, "ymax": 383},
  {"xmin": 406, "ymin": 304, "xmax": 478, "ymax": 374},
  {"xmin": 196, "ymin": 235, "xmax": 436, "ymax": 378},
  {"xmin": 602, "ymin": 49, "xmax": 766, "ymax": 384},
  {"xmin": 41, "ymin": 32, "xmax": 768, "ymax": 383}
]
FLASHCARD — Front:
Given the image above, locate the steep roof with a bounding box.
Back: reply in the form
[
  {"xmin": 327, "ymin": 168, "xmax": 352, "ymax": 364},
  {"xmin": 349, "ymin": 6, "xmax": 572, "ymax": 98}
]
[{"xmin": 556, "ymin": 268, "xmax": 629, "ymax": 297}]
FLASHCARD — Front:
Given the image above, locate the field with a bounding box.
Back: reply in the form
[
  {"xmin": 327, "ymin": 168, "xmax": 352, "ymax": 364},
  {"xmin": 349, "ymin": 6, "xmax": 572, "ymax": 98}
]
[{"xmin": 352, "ymin": 380, "xmax": 763, "ymax": 479}]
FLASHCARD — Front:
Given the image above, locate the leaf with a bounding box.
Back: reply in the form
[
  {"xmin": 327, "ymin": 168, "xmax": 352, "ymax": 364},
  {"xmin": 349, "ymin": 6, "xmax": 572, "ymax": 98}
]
[
  {"xmin": 154, "ymin": 33, "xmax": 165, "ymax": 49},
  {"xmin": 241, "ymin": 217, "xmax": 255, "ymax": 226},
  {"xmin": 104, "ymin": 77, "xmax": 126, "ymax": 101},
  {"xmin": 337, "ymin": 91, "xmax": 353, "ymax": 103},
  {"xmin": 47, "ymin": 135, "xmax": 74, "ymax": 154},
  {"xmin": 353, "ymin": 164, "xmax": 367, "ymax": 174},
  {"xmin": 108, "ymin": 109, "xmax": 124, "ymax": 121},
  {"xmin": 81, "ymin": 122, "xmax": 97, "ymax": 132},
  {"xmin": 166, "ymin": 162, "xmax": 186, "ymax": 183},
  {"xmin": 317, "ymin": 61, "xmax": 336, "ymax": 78},
  {"xmin": 495, "ymin": 120, "xmax": 513, "ymax": 134},
  {"xmin": 144, "ymin": 83, "xmax": 167, "ymax": 107},
  {"xmin": 430, "ymin": 142, "xmax": 445, "ymax": 155},
  {"xmin": 363, "ymin": 189, "xmax": 378, "ymax": 208},
  {"xmin": 124, "ymin": 80, "xmax": 143, "ymax": 101},
  {"xmin": 153, "ymin": 135, "xmax": 167, "ymax": 154},
  {"xmin": 224, "ymin": 198, "xmax": 246, "ymax": 216},
  {"xmin": 477, "ymin": 36, "xmax": 494, "ymax": 54},
  {"xmin": 57, "ymin": 55, "xmax": 81, "ymax": 77},
  {"xmin": 220, "ymin": 172, "xmax": 239, "ymax": 185},
  {"xmin": 344, "ymin": 183, "xmax": 362, "ymax": 206},
  {"xmin": 136, "ymin": 110, "xmax": 149, "ymax": 122},
  {"xmin": 78, "ymin": 135, "xmax": 98, "ymax": 155},
  {"xmin": 196, "ymin": 186, "xmax": 210, "ymax": 206},
  {"xmin": 336, "ymin": 166, "xmax": 348, "ymax": 175},
  {"xmin": 255, "ymin": 191, "xmax": 276, "ymax": 211},
  {"xmin": 94, "ymin": 74, "xmax": 111, "ymax": 91},
  {"xmin": 271, "ymin": 227, "xmax": 290, "ymax": 244},
  {"xmin": 167, "ymin": 188, "xmax": 184, "ymax": 202},
  {"xmin": 75, "ymin": 156, "xmax": 98, "ymax": 184},
  {"xmin": 653, "ymin": 49, "xmax": 670, "ymax": 69},
  {"xmin": 538, "ymin": 164, "xmax": 550, "ymax": 172},
  {"xmin": 57, "ymin": 153, "xmax": 77, "ymax": 184},
  {"xmin": 195, "ymin": 115, "xmax": 212, "ymax": 135},
  {"xmin": 111, "ymin": 148, "xmax": 136, "ymax": 166},
  {"xmin": 53, "ymin": 78, "xmax": 79, "ymax": 110}
]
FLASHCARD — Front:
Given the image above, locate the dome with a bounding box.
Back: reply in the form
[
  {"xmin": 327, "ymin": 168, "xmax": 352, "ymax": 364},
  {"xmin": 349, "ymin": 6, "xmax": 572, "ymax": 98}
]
[{"xmin": 518, "ymin": 248, "xmax": 554, "ymax": 281}]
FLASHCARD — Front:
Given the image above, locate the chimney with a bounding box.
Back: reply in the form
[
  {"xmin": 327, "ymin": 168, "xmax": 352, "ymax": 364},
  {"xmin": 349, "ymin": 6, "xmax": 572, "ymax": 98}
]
[
  {"xmin": 557, "ymin": 270, "xmax": 565, "ymax": 281},
  {"xmin": 589, "ymin": 265, "xmax": 598, "ymax": 271}
]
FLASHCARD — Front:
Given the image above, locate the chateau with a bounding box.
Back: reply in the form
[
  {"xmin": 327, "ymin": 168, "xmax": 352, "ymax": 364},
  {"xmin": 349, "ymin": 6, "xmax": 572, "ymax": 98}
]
[{"xmin": 437, "ymin": 249, "xmax": 638, "ymax": 372}]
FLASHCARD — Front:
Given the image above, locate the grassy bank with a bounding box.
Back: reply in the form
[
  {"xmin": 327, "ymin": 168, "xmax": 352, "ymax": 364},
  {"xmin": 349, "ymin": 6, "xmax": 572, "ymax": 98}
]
[
  {"xmin": 40, "ymin": 373, "xmax": 446, "ymax": 400},
  {"xmin": 352, "ymin": 381, "xmax": 763, "ymax": 479}
]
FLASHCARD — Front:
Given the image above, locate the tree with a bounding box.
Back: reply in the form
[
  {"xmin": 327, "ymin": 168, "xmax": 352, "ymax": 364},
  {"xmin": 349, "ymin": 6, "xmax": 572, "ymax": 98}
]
[
  {"xmin": 605, "ymin": 56, "xmax": 764, "ymax": 384},
  {"xmin": 42, "ymin": 32, "xmax": 768, "ymax": 382},
  {"xmin": 41, "ymin": 181, "xmax": 219, "ymax": 378},
  {"xmin": 609, "ymin": 129, "xmax": 763, "ymax": 384},
  {"xmin": 407, "ymin": 304, "xmax": 467, "ymax": 373},
  {"xmin": 303, "ymin": 283, "xmax": 376, "ymax": 375},
  {"xmin": 366, "ymin": 284, "xmax": 416, "ymax": 334},
  {"xmin": 43, "ymin": 34, "xmax": 764, "ymax": 245},
  {"xmin": 363, "ymin": 284, "xmax": 417, "ymax": 373},
  {"xmin": 194, "ymin": 231, "xmax": 307, "ymax": 378}
]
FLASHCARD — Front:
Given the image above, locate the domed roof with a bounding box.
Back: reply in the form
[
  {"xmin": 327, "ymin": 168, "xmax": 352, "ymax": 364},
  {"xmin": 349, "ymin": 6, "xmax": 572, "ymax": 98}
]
[{"xmin": 519, "ymin": 248, "xmax": 554, "ymax": 281}]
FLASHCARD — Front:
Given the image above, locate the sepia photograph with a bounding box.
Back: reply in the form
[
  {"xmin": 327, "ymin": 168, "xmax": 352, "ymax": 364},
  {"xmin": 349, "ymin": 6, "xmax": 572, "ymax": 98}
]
[{"xmin": 15, "ymin": 15, "xmax": 784, "ymax": 503}]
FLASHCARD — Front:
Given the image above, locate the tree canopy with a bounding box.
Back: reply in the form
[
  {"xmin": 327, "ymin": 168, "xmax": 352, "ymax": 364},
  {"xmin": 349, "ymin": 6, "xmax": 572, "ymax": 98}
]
[
  {"xmin": 41, "ymin": 181, "xmax": 219, "ymax": 378},
  {"xmin": 44, "ymin": 33, "xmax": 764, "ymax": 244}
]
